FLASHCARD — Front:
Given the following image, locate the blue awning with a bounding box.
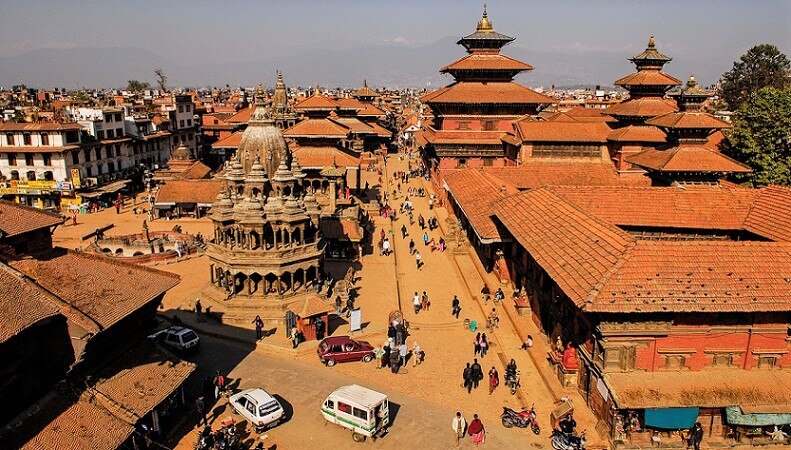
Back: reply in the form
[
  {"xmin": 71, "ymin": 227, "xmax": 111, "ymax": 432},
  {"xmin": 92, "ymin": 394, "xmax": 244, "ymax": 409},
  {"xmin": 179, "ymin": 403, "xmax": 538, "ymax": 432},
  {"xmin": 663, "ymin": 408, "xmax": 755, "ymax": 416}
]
[
  {"xmin": 725, "ymin": 407, "xmax": 791, "ymax": 427},
  {"xmin": 644, "ymin": 407, "xmax": 699, "ymax": 430}
]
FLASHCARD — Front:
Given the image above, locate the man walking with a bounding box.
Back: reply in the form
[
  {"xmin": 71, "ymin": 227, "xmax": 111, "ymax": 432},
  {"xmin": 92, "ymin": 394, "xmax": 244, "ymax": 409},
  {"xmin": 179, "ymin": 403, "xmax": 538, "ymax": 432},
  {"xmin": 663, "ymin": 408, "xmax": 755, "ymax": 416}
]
[
  {"xmin": 195, "ymin": 396, "xmax": 208, "ymax": 428},
  {"xmin": 401, "ymin": 224, "xmax": 408, "ymax": 239},
  {"xmin": 399, "ymin": 342, "xmax": 408, "ymax": 367},
  {"xmin": 415, "ymin": 251, "xmax": 422, "ymax": 270},
  {"xmin": 471, "ymin": 358, "xmax": 483, "ymax": 389},
  {"xmin": 195, "ymin": 298, "xmax": 203, "ymax": 322},
  {"xmin": 463, "ymin": 363, "xmax": 473, "ymax": 394},
  {"xmin": 409, "ymin": 239, "xmax": 415, "ymax": 255},
  {"xmin": 452, "ymin": 295, "xmax": 461, "ymax": 319},
  {"xmin": 452, "ymin": 411, "xmax": 466, "ymax": 446},
  {"xmin": 412, "ymin": 342, "xmax": 422, "ymax": 367},
  {"xmin": 413, "ymin": 292, "xmax": 421, "ymax": 314}
]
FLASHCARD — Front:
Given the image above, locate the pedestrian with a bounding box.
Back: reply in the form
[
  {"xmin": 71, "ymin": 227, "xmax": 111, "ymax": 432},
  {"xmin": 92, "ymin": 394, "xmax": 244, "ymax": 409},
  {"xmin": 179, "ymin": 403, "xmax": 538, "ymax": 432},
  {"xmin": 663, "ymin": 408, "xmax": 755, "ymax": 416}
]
[
  {"xmin": 71, "ymin": 212, "xmax": 77, "ymax": 226},
  {"xmin": 252, "ymin": 315, "xmax": 264, "ymax": 340},
  {"xmin": 346, "ymin": 297, "xmax": 354, "ymax": 318},
  {"xmin": 471, "ymin": 358, "xmax": 483, "ymax": 389},
  {"xmin": 521, "ymin": 334, "xmax": 534, "ymax": 350},
  {"xmin": 412, "ymin": 342, "xmax": 421, "ymax": 367},
  {"xmin": 467, "ymin": 414, "xmax": 486, "ymax": 446},
  {"xmin": 389, "ymin": 347, "xmax": 400, "ymax": 373},
  {"xmin": 374, "ymin": 344, "xmax": 385, "ymax": 369},
  {"xmin": 473, "ymin": 332, "xmax": 481, "ymax": 356},
  {"xmin": 315, "ymin": 318, "xmax": 326, "ymax": 340},
  {"xmin": 174, "ymin": 241, "xmax": 182, "ymax": 258},
  {"xmin": 213, "ymin": 370, "xmax": 226, "ymax": 399},
  {"xmin": 452, "ymin": 412, "xmax": 467, "ymax": 446},
  {"xmin": 114, "ymin": 200, "xmax": 121, "ymax": 214},
  {"xmin": 421, "ymin": 291, "xmax": 430, "ymax": 311},
  {"xmin": 291, "ymin": 326, "xmax": 300, "ymax": 348},
  {"xmin": 481, "ymin": 285, "xmax": 491, "ymax": 302},
  {"xmin": 195, "ymin": 298, "xmax": 204, "ymax": 322},
  {"xmin": 452, "ymin": 295, "xmax": 461, "ymax": 319},
  {"xmin": 335, "ymin": 296, "xmax": 343, "ymax": 315},
  {"xmin": 480, "ymin": 334, "xmax": 489, "ymax": 358},
  {"xmin": 382, "ymin": 344, "xmax": 391, "ymax": 369},
  {"xmin": 399, "ymin": 341, "xmax": 408, "ymax": 366},
  {"xmin": 422, "ymin": 232, "xmax": 429, "ymax": 246},
  {"xmin": 415, "ymin": 251, "xmax": 422, "ymax": 270},
  {"xmin": 488, "ymin": 367, "xmax": 499, "ymax": 395},
  {"xmin": 463, "ymin": 363, "xmax": 473, "ymax": 394},
  {"xmin": 409, "ymin": 239, "xmax": 415, "ymax": 254},
  {"xmin": 195, "ymin": 396, "xmax": 208, "ymax": 427},
  {"xmin": 401, "ymin": 224, "xmax": 408, "ymax": 239},
  {"xmin": 688, "ymin": 422, "xmax": 704, "ymax": 450},
  {"xmin": 382, "ymin": 238, "xmax": 391, "ymax": 256},
  {"xmin": 413, "ymin": 292, "xmax": 421, "ymax": 314}
]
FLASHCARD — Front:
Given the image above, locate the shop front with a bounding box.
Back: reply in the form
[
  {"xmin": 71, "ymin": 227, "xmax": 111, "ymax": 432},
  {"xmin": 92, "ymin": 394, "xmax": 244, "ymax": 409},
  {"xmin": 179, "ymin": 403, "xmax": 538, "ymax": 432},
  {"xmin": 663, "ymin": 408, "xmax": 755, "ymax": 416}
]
[{"xmin": 0, "ymin": 180, "xmax": 74, "ymax": 210}]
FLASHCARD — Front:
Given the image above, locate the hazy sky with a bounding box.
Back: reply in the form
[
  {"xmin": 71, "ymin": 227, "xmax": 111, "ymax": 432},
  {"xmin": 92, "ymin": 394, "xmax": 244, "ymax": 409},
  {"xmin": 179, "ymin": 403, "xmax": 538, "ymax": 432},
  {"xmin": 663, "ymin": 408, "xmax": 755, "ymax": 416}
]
[{"xmin": 1, "ymin": 0, "xmax": 789, "ymax": 85}]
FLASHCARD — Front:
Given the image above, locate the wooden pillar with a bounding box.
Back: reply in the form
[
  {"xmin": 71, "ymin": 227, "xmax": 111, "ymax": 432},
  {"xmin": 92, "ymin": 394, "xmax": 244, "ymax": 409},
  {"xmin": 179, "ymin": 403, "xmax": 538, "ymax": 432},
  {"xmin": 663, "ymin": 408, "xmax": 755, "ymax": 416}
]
[
  {"xmin": 303, "ymin": 270, "xmax": 308, "ymax": 291},
  {"xmin": 329, "ymin": 179, "xmax": 337, "ymax": 212},
  {"xmin": 247, "ymin": 277, "xmax": 253, "ymax": 295},
  {"xmin": 210, "ymin": 264, "xmax": 215, "ymax": 284},
  {"xmin": 277, "ymin": 275, "xmax": 283, "ymax": 295}
]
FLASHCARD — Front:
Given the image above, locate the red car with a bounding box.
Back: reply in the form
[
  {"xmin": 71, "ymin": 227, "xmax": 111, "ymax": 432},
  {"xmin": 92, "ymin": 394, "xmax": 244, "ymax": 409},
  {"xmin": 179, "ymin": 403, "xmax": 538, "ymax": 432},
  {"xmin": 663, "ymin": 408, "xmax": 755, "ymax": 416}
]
[{"xmin": 318, "ymin": 336, "xmax": 375, "ymax": 366}]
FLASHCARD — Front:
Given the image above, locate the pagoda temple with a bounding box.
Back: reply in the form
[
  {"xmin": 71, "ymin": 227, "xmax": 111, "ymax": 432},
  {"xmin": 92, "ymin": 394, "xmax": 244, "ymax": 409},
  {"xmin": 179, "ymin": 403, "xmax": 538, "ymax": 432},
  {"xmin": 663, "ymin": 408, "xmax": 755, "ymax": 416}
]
[
  {"xmin": 627, "ymin": 75, "xmax": 751, "ymax": 184},
  {"xmin": 271, "ymin": 70, "xmax": 298, "ymax": 130},
  {"xmin": 417, "ymin": 5, "xmax": 553, "ymax": 185}
]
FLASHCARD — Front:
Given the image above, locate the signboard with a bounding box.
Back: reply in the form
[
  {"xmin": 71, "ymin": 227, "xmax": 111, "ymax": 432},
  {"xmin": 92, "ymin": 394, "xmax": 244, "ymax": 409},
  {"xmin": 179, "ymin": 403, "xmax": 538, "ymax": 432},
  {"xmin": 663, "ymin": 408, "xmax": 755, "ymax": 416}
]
[
  {"xmin": 349, "ymin": 308, "xmax": 362, "ymax": 332},
  {"xmin": 57, "ymin": 181, "xmax": 73, "ymax": 191},
  {"xmin": 70, "ymin": 168, "xmax": 82, "ymax": 189}
]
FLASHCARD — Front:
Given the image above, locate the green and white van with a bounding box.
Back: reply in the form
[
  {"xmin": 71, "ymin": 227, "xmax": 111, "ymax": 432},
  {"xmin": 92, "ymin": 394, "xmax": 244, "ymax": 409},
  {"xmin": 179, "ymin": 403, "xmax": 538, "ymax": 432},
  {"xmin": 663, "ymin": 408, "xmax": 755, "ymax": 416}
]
[{"xmin": 321, "ymin": 385, "xmax": 390, "ymax": 442}]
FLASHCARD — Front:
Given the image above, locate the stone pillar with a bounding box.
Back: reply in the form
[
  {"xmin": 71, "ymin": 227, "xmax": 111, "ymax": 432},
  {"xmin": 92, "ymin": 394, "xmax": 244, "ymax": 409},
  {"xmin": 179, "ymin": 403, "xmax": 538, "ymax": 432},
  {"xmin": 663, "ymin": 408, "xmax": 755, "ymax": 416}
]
[
  {"xmin": 303, "ymin": 270, "xmax": 308, "ymax": 291},
  {"xmin": 247, "ymin": 277, "xmax": 253, "ymax": 295},
  {"xmin": 277, "ymin": 275, "xmax": 283, "ymax": 296},
  {"xmin": 210, "ymin": 264, "xmax": 215, "ymax": 284}
]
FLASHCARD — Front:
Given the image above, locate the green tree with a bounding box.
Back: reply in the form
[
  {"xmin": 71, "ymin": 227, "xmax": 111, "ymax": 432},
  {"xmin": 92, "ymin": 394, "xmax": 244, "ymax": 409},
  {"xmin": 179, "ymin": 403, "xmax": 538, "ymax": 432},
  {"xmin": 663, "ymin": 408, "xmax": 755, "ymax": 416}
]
[
  {"xmin": 127, "ymin": 79, "xmax": 151, "ymax": 92},
  {"xmin": 726, "ymin": 86, "xmax": 791, "ymax": 186},
  {"xmin": 720, "ymin": 44, "xmax": 790, "ymax": 110}
]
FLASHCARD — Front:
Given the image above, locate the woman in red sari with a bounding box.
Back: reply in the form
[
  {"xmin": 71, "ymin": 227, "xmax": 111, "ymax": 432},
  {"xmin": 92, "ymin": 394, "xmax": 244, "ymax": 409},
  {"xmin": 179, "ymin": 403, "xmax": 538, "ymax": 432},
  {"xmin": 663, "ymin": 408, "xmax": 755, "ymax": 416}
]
[{"xmin": 467, "ymin": 414, "xmax": 486, "ymax": 446}]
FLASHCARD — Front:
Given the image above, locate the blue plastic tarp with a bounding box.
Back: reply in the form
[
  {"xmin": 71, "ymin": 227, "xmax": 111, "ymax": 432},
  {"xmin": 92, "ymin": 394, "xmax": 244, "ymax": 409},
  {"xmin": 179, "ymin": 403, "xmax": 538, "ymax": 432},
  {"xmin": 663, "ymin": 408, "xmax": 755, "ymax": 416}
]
[
  {"xmin": 725, "ymin": 407, "xmax": 791, "ymax": 427},
  {"xmin": 644, "ymin": 407, "xmax": 700, "ymax": 430}
]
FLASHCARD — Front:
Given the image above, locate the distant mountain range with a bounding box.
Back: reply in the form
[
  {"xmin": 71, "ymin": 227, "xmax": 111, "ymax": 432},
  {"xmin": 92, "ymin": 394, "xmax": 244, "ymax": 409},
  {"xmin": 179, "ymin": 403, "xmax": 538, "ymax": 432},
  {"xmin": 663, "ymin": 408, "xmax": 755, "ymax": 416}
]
[{"xmin": 0, "ymin": 37, "xmax": 728, "ymax": 90}]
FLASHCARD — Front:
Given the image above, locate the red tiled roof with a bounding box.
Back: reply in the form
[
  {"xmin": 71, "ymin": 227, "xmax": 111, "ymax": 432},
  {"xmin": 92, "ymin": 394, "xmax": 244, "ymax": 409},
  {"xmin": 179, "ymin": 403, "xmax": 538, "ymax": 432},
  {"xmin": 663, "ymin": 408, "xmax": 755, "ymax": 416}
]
[
  {"xmin": 551, "ymin": 185, "xmax": 757, "ymax": 230},
  {"xmin": 291, "ymin": 145, "xmax": 360, "ymax": 168},
  {"xmin": 155, "ymin": 180, "xmax": 224, "ymax": 204},
  {"xmin": 607, "ymin": 125, "xmax": 667, "ymax": 143},
  {"xmin": 626, "ymin": 146, "xmax": 752, "ymax": 173},
  {"xmin": 743, "ymin": 185, "xmax": 791, "ymax": 242},
  {"xmin": 226, "ymin": 107, "xmax": 254, "ymax": 124},
  {"xmin": 515, "ymin": 120, "xmax": 611, "ymax": 143},
  {"xmin": 283, "ymin": 118, "xmax": 349, "ymax": 137},
  {"xmin": 287, "ymin": 296, "xmax": 332, "ymax": 317},
  {"xmin": 444, "ymin": 169, "xmax": 519, "ymax": 241},
  {"xmin": 440, "ymin": 53, "xmax": 534, "ymax": 72},
  {"xmin": 646, "ymin": 111, "xmax": 731, "ymax": 129},
  {"xmin": 351, "ymin": 85, "xmax": 380, "ymax": 98},
  {"xmin": 180, "ymin": 161, "xmax": 212, "ymax": 179},
  {"xmin": 483, "ymin": 161, "xmax": 640, "ymax": 189},
  {"xmin": 335, "ymin": 97, "xmax": 366, "ymax": 110},
  {"xmin": 367, "ymin": 122, "xmax": 392, "ymax": 138},
  {"xmin": 11, "ymin": 250, "xmax": 180, "ymax": 331},
  {"xmin": 605, "ymin": 369, "xmax": 791, "ymax": 410},
  {"xmin": 0, "ymin": 200, "xmax": 63, "ymax": 237},
  {"xmin": 355, "ymin": 103, "xmax": 387, "ymax": 117},
  {"xmin": 0, "ymin": 262, "xmax": 61, "ymax": 344},
  {"xmin": 605, "ymin": 97, "xmax": 678, "ymax": 118},
  {"xmin": 212, "ymin": 130, "xmax": 243, "ymax": 148},
  {"xmin": 294, "ymin": 94, "xmax": 340, "ymax": 110},
  {"xmin": 422, "ymin": 127, "xmax": 507, "ymax": 146},
  {"xmin": 492, "ymin": 186, "xmax": 791, "ymax": 313},
  {"xmin": 421, "ymin": 82, "xmax": 554, "ymax": 104},
  {"xmin": 494, "ymin": 189, "xmax": 634, "ymax": 305},
  {"xmin": 614, "ymin": 70, "xmax": 681, "ymax": 87},
  {"xmin": 20, "ymin": 342, "xmax": 194, "ymax": 450},
  {"xmin": 331, "ymin": 117, "xmax": 374, "ymax": 134},
  {"xmin": 0, "ymin": 122, "xmax": 83, "ymax": 131}
]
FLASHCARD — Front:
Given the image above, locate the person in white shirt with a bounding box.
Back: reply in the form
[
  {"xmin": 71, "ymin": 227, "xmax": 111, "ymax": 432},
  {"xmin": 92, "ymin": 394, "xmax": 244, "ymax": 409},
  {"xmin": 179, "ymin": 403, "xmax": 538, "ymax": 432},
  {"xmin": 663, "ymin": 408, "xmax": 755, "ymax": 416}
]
[
  {"xmin": 452, "ymin": 412, "xmax": 466, "ymax": 446},
  {"xmin": 413, "ymin": 292, "xmax": 421, "ymax": 314}
]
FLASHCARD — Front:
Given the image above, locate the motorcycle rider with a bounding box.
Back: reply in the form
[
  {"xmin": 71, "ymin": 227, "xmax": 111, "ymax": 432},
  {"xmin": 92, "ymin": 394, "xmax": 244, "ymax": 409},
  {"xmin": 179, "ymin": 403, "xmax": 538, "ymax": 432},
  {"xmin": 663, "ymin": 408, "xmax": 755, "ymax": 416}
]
[{"xmin": 559, "ymin": 414, "xmax": 577, "ymax": 435}]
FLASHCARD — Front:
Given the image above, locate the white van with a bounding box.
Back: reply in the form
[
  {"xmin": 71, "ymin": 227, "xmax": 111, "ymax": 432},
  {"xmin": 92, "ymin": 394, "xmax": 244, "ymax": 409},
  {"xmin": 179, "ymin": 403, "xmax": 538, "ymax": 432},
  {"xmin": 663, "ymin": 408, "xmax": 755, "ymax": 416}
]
[{"xmin": 321, "ymin": 385, "xmax": 390, "ymax": 442}]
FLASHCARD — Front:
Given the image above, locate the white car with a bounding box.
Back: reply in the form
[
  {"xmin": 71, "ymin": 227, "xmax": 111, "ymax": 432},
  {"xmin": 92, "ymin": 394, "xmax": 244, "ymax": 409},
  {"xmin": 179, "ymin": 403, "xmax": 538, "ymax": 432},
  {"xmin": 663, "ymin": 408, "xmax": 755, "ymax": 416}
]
[
  {"xmin": 148, "ymin": 326, "xmax": 200, "ymax": 352},
  {"xmin": 229, "ymin": 388, "xmax": 285, "ymax": 432}
]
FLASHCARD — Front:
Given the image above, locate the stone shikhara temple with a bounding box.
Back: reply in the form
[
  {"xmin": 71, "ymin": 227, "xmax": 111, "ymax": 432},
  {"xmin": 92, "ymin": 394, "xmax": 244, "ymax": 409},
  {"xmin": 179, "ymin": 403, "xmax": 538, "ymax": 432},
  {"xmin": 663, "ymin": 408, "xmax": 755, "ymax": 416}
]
[{"xmin": 202, "ymin": 94, "xmax": 332, "ymax": 327}]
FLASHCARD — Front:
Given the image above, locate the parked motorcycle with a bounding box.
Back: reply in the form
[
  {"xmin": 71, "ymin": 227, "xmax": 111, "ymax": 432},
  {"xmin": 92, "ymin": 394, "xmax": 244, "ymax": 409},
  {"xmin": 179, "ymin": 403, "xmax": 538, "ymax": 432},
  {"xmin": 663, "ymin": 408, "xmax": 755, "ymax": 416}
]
[
  {"xmin": 551, "ymin": 429, "xmax": 586, "ymax": 450},
  {"xmin": 501, "ymin": 406, "xmax": 540, "ymax": 435},
  {"xmin": 505, "ymin": 370, "xmax": 521, "ymax": 395},
  {"xmin": 194, "ymin": 422, "xmax": 243, "ymax": 450}
]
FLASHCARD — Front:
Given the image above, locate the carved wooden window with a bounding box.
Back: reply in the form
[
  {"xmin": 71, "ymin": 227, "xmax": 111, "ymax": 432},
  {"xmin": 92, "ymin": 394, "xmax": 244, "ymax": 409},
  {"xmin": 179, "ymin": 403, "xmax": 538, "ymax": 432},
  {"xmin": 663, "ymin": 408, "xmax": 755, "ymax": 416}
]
[
  {"xmin": 664, "ymin": 354, "xmax": 686, "ymax": 370},
  {"xmin": 757, "ymin": 355, "xmax": 778, "ymax": 369},
  {"xmin": 457, "ymin": 121, "xmax": 470, "ymax": 130},
  {"xmin": 621, "ymin": 346, "xmax": 637, "ymax": 371},
  {"xmin": 482, "ymin": 120, "xmax": 497, "ymax": 131},
  {"xmin": 711, "ymin": 353, "xmax": 734, "ymax": 367}
]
